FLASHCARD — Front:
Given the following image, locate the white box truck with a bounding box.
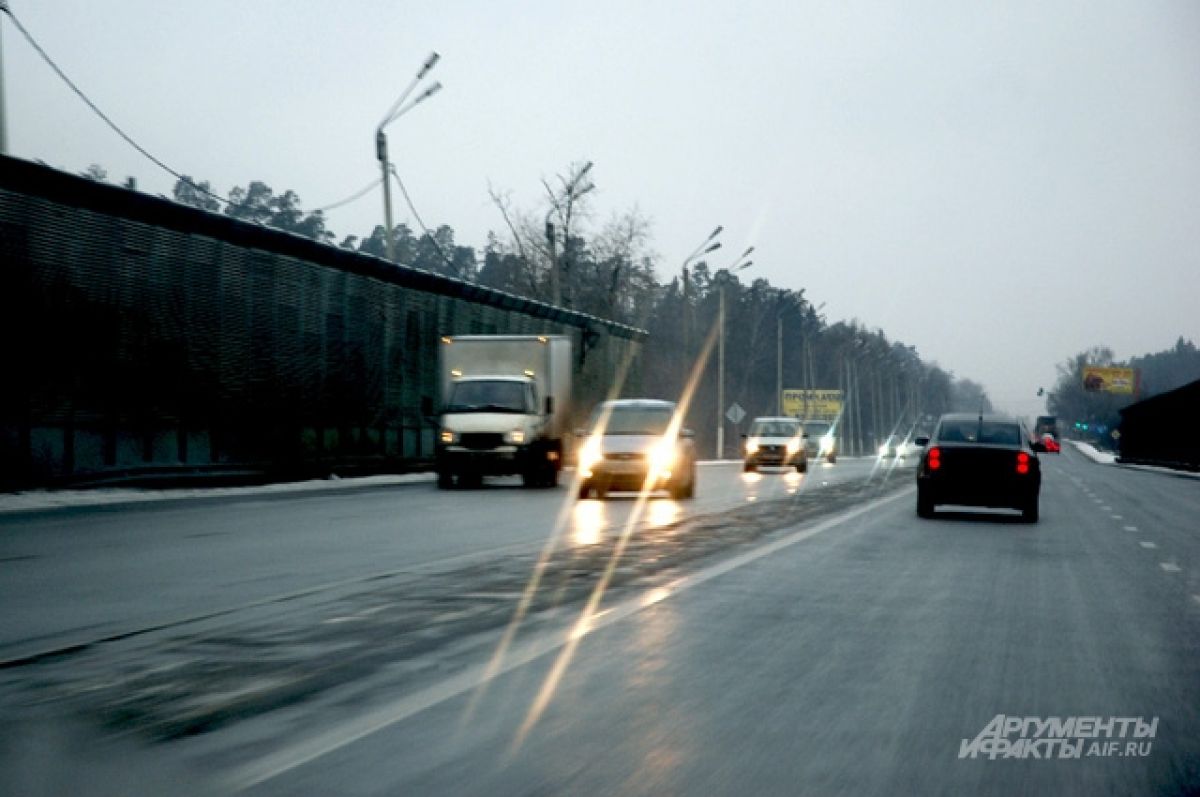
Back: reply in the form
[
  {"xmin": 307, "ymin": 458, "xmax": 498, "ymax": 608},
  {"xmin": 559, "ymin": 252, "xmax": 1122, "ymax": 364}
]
[{"xmin": 435, "ymin": 335, "xmax": 572, "ymax": 489}]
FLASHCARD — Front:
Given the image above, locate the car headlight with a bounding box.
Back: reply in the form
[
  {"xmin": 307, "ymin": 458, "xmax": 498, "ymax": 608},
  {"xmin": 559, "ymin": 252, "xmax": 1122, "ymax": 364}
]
[
  {"xmin": 878, "ymin": 443, "xmax": 889, "ymax": 456},
  {"xmin": 786, "ymin": 438, "xmax": 800, "ymax": 454},
  {"xmin": 649, "ymin": 442, "xmax": 676, "ymax": 475},
  {"xmin": 820, "ymin": 435, "xmax": 834, "ymax": 453},
  {"xmin": 504, "ymin": 429, "xmax": 526, "ymax": 444},
  {"xmin": 745, "ymin": 438, "xmax": 760, "ymax": 454},
  {"xmin": 440, "ymin": 429, "xmax": 458, "ymax": 445},
  {"xmin": 578, "ymin": 441, "xmax": 602, "ymax": 476}
]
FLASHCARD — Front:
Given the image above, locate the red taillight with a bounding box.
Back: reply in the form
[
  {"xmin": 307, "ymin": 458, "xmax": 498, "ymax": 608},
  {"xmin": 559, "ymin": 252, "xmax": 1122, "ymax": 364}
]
[
  {"xmin": 928, "ymin": 446, "xmax": 941, "ymax": 471},
  {"xmin": 1016, "ymin": 452, "xmax": 1030, "ymax": 474}
]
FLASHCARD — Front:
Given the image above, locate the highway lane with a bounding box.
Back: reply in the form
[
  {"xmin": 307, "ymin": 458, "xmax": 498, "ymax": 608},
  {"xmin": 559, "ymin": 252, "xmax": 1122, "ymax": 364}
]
[
  {"xmin": 214, "ymin": 446, "xmax": 1200, "ymax": 796},
  {"xmin": 0, "ymin": 458, "xmax": 880, "ymax": 662}
]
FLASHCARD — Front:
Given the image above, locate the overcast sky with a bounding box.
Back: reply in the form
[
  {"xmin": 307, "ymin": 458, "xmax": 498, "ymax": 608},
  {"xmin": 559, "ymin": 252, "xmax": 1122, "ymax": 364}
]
[{"xmin": 5, "ymin": 1, "xmax": 1199, "ymax": 416}]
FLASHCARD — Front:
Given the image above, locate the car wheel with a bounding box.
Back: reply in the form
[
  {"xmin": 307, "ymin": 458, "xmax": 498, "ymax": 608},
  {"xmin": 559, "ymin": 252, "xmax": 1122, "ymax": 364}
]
[
  {"xmin": 917, "ymin": 487, "xmax": 935, "ymax": 519},
  {"xmin": 796, "ymin": 460, "xmax": 807, "ymax": 473},
  {"xmin": 577, "ymin": 481, "xmax": 592, "ymax": 499},
  {"xmin": 743, "ymin": 461, "xmax": 757, "ymax": 473},
  {"xmin": 1022, "ymin": 499, "xmax": 1039, "ymax": 523},
  {"xmin": 826, "ymin": 455, "xmax": 837, "ymax": 464},
  {"xmin": 436, "ymin": 470, "xmax": 454, "ymax": 489}
]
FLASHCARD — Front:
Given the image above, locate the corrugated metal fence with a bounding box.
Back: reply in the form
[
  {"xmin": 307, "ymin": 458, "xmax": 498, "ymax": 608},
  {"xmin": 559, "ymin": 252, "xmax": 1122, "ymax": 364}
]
[{"xmin": 0, "ymin": 157, "xmax": 644, "ymax": 488}]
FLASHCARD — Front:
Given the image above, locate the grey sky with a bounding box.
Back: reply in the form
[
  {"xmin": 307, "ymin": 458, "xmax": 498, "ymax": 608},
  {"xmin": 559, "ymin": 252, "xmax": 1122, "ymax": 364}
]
[{"xmin": 5, "ymin": 0, "xmax": 1199, "ymax": 416}]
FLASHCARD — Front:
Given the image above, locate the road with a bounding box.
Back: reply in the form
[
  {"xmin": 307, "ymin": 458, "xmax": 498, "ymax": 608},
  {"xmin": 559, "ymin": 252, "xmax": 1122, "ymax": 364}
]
[
  {"xmin": 2, "ymin": 448, "xmax": 1198, "ymax": 795},
  {"xmin": 0, "ymin": 458, "xmax": 875, "ymax": 663}
]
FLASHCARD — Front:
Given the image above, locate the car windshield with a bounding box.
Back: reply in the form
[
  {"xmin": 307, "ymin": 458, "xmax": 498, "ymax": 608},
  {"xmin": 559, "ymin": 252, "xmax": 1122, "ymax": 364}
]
[
  {"xmin": 445, "ymin": 380, "xmax": 530, "ymax": 413},
  {"xmin": 802, "ymin": 422, "xmax": 832, "ymax": 437},
  {"xmin": 749, "ymin": 420, "xmax": 799, "ymax": 437},
  {"xmin": 595, "ymin": 406, "xmax": 673, "ymax": 435}
]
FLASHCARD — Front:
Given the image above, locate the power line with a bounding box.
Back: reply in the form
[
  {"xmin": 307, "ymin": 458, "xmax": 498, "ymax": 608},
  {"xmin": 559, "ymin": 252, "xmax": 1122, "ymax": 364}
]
[
  {"xmin": 389, "ymin": 165, "xmax": 460, "ymax": 273},
  {"xmin": 2, "ymin": 5, "xmax": 233, "ymax": 209},
  {"xmin": 314, "ymin": 177, "xmax": 381, "ymax": 213}
]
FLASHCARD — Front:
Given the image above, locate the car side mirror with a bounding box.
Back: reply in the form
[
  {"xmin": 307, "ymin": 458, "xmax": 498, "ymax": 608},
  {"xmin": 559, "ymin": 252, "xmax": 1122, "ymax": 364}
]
[
  {"xmin": 740, "ymin": 433, "xmax": 747, "ymax": 440},
  {"xmin": 914, "ymin": 435, "xmax": 929, "ymax": 447}
]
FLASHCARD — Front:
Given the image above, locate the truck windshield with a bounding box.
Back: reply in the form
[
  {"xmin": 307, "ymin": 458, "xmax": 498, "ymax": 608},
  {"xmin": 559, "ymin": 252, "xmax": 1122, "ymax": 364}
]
[{"xmin": 445, "ymin": 381, "xmax": 531, "ymax": 414}]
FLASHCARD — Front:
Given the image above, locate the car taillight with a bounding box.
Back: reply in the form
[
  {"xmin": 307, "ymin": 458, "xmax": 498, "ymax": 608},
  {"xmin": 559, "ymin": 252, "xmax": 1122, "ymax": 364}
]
[
  {"xmin": 1016, "ymin": 452, "xmax": 1030, "ymax": 474},
  {"xmin": 927, "ymin": 447, "xmax": 941, "ymax": 471}
]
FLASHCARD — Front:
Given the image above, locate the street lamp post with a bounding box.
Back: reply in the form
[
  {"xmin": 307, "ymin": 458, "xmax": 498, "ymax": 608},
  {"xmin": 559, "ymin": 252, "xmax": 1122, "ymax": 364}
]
[
  {"xmin": 679, "ymin": 227, "xmax": 723, "ymax": 389},
  {"xmin": 716, "ymin": 247, "xmax": 754, "ymax": 459},
  {"xmin": 376, "ymin": 52, "xmax": 442, "ymax": 263}
]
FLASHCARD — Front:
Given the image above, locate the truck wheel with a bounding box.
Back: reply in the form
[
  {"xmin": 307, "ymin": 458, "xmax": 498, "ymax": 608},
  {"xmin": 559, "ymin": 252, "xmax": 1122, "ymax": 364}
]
[{"xmin": 437, "ymin": 471, "xmax": 454, "ymax": 489}]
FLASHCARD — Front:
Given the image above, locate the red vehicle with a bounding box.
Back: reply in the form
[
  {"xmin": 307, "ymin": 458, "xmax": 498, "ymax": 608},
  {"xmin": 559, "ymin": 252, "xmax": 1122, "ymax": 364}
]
[{"xmin": 1041, "ymin": 434, "xmax": 1060, "ymax": 453}]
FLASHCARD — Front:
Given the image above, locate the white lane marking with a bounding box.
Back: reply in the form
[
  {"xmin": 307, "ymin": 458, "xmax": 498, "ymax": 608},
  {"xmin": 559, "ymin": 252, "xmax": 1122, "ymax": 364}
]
[
  {"xmin": 1192, "ymin": 595, "xmax": 1200, "ymax": 606},
  {"xmin": 1100, "ymin": 505, "xmax": 1113, "ymax": 512},
  {"xmin": 1111, "ymin": 515, "xmax": 1123, "ymax": 520},
  {"xmin": 1140, "ymin": 541, "xmax": 1158, "ymax": 549},
  {"xmin": 1160, "ymin": 563, "xmax": 1182, "ymax": 573},
  {"xmin": 224, "ymin": 487, "xmax": 913, "ymax": 791},
  {"xmin": 1124, "ymin": 526, "xmax": 1139, "ymax": 532}
]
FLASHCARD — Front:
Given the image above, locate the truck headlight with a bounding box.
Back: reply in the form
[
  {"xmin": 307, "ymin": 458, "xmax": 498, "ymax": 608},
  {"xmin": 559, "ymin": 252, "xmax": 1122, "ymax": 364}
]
[
  {"xmin": 440, "ymin": 430, "xmax": 458, "ymax": 444},
  {"xmin": 786, "ymin": 438, "xmax": 800, "ymax": 454},
  {"xmin": 505, "ymin": 429, "xmax": 526, "ymax": 444},
  {"xmin": 745, "ymin": 438, "xmax": 760, "ymax": 454},
  {"xmin": 578, "ymin": 441, "xmax": 602, "ymax": 477}
]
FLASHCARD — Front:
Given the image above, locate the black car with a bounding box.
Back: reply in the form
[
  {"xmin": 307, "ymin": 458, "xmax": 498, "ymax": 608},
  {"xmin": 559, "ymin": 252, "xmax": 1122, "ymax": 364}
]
[{"xmin": 915, "ymin": 413, "xmax": 1042, "ymax": 522}]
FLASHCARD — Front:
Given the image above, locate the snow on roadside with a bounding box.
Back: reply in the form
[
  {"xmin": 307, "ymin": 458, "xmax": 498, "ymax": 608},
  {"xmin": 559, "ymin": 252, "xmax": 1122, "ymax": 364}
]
[
  {"xmin": 1065, "ymin": 440, "xmax": 1117, "ymax": 464},
  {"xmin": 0, "ymin": 473, "xmax": 436, "ymax": 514}
]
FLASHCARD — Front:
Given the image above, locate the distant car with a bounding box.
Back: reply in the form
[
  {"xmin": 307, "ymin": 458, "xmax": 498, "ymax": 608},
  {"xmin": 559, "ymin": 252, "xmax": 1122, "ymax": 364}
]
[
  {"xmin": 1041, "ymin": 433, "xmax": 1060, "ymax": 454},
  {"xmin": 576, "ymin": 399, "xmax": 697, "ymax": 500},
  {"xmin": 916, "ymin": 413, "xmax": 1042, "ymax": 522},
  {"xmin": 743, "ymin": 417, "xmax": 807, "ymax": 473},
  {"xmin": 800, "ymin": 420, "xmax": 838, "ymax": 464},
  {"xmin": 877, "ymin": 435, "xmax": 901, "ymax": 459}
]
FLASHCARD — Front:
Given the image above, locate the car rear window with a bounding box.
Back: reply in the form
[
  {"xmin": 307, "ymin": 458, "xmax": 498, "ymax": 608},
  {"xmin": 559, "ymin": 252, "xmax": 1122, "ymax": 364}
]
[{"xmin": 937, "ymin": 419, "xmax": 1021, "ymax": 445}]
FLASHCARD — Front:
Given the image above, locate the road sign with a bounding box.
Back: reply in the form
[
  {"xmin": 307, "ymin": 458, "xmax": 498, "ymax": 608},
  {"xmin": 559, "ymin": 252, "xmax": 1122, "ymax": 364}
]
[{"xmin": 726, "ymin": 402, "xmax": 745, "ymax": 424}]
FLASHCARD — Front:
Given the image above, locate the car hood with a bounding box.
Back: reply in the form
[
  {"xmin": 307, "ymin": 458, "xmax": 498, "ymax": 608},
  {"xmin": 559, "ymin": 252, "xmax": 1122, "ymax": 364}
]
[{"xmin": 750, "ymin": 435, "xmax": 798, "ymax": 446}]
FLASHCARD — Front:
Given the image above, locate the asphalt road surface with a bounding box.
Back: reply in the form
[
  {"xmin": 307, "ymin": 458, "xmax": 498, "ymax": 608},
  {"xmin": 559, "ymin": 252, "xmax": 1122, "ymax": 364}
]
[
  {"xmin": 0, "ymin": 458, "xmax": 873, "ymax": 663},
  {"xmin": 2, "ymin": 448, "xmax": 1198, "ymax": 796}
]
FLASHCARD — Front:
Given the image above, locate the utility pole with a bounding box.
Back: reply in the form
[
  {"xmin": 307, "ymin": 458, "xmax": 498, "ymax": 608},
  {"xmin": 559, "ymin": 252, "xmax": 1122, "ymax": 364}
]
[{"xmin": 776, "ymin": 313, "xmax": 783, "ymax": 415}]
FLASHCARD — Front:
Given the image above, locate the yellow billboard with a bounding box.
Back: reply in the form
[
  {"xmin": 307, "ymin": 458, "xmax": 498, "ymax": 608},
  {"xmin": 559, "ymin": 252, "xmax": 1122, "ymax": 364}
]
[
  {"xmin": 1082, "ymin": 366, "xmax": 1136, "ymax": 394},
  {"xmin": 782, "ymin": 389, "xmax": 843, "ymax": 420}
]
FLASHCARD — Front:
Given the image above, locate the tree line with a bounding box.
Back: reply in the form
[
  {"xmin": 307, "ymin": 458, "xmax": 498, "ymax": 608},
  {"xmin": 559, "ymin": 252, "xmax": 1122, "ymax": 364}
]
[
  {"xmin": 87, "ymin": 164, "xmax": 997, "ymax": 456},
  {"xmin": 1047, "ymin": 338, "xmax": 1200, "ymax": 449}
]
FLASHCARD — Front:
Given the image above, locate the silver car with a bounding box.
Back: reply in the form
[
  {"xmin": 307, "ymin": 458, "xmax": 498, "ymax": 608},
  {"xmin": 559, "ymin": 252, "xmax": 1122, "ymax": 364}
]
[{"xmin": 576, "ymin": 399, "xmax": 697, "ymax": 500}]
